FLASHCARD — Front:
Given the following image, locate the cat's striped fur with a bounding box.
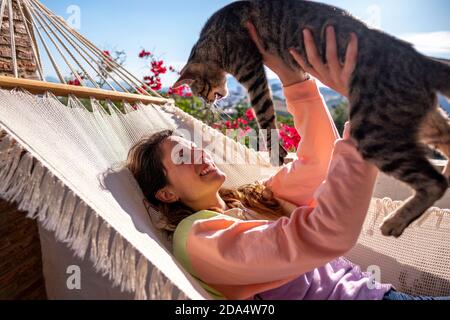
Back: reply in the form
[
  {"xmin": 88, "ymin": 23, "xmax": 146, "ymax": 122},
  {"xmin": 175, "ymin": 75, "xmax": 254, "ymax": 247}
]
[{"xmin": 174, "ymin": 0, "xmax": 450, "ymax": 237}]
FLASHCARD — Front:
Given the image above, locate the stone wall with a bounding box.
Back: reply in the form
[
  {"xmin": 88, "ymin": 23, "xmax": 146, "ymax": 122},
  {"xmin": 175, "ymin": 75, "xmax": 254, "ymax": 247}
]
[
  {"xmin": 0, "ymin": 0, "xmax": 38, "ymax": 79},
  {"xmin": 0, "ymin": 1, "xmax": 46, "ymax": 300}
]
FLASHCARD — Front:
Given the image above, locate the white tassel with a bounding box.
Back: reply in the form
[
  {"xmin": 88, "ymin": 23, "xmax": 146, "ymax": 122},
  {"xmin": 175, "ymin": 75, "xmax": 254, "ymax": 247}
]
[
  {"xmin": 85, "ymin": 212, "xmax": 99, "ymax": 258},
  {"xmin": 134, "ymin": 255, "xmax": 149, "ymax": 300},
  {"xmin": 20, "ymin": 161, "xmax": 45, "ymax": 215},
  {"xmin": 109, "ymin": 232, "xmax": 125, "ymax": 288},
  {"xmin": 35, "ymin": 173, "xmax": 57, "ymax": 223},
  {"xmin": 4, "ymin": 152, "xmax": 34, "ymax": 202},
  {"xmin": 149, "ymin": 268, "xmax": 162, "ymax": 300},
  {"xmin": 148, "ymin": 267, "xmax": 174, "ymax": 300},
  {"xmin": 0, "ymin": 131, "xmax": 184, "ymax": 300},
  {"xmin": 149, "ymin": 267, "xmax": 178, "ymax": 300},
  {"xmin": 121, "ymin": 244, "xmax": 136, "ymax": 293},
  {"xmin": 65, "ymin": 200, "xmax": 87, "ymax": 245},
  {"xmin": 72, "ymin": 212, "xmax": 98, "ymax": 260},
  {"xmin": 54, "ymin": 191, "xmax": 77, "ymax": 240},
  {"xmin": 0, "ymin": 130, "xmax": 11, "ymax": 149},
  {"xmin": 92, "ymin": 222, "xmax": 112, "ymax": 276},
  {"xmin": 177, "ymin": 291, "xmax": 189, "ymax": 301},
  {"xmin": 149, "ymin": 267, "xmax": 174, "ymax": 300},
  {"xmin": 42, "ymin": 181, "xmax": 67, "ymax": 231},
  {"xmin": 0, "ymin": 145, "xmax": 23, "ymax": 194},
  {"xmin": 161, "ymin": 280, "xmax": 175, "ymax": 300},
  {"xmin": 0, "ymin": 134, "xmax": 15, "ymax": 162}
]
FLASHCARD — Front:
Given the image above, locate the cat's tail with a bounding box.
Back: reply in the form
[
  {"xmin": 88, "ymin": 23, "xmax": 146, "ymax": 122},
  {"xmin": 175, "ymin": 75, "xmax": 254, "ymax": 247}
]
[{"xmin": 427, "ymin": 57, "xmax": 450, "ymax": 99}]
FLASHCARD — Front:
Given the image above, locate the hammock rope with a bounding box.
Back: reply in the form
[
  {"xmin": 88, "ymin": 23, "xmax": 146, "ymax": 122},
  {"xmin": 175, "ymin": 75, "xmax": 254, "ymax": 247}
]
[
  {"xmin": 16, "ymin": 0, "xmax": 44, "ymax": 80},
  {"xmin": 1, "ymin": 0, "xmax": 161, "ymax": 97},
  {"xmin": 8, "ymin": 0, "xmax": 18, "ymax": 77}
]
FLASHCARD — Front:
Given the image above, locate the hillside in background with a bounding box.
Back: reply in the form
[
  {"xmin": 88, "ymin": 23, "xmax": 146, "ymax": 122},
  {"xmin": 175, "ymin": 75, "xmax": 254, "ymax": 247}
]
[
  {"xmin": 45, "ymin": 74, "xmax": 450, "ymax": 115},
  {"xmin": 225, "ymin": 76, "xmax": 450, "ymax": 115},
  {"xmin": 439, "ymin": 96, "xmax": 450, "ymax": 114},
  {"xmin": 224, "ymin": 76, "xmax": 346, "ymax": 112}
]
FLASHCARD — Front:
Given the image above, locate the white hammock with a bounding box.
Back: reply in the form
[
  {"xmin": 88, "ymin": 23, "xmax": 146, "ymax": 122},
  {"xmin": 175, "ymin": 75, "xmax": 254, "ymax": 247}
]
[{"xmin": 1, "ymin": 87, "xmax": 450, "ymax": 299}]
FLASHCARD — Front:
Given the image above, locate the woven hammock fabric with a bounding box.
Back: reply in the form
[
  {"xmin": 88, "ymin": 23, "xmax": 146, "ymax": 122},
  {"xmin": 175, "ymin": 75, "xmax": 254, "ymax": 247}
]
[
  {"xmin": 1, "ymin": 87, "xmax": 450, "ymax": 299},
  {"xmin": 347, "ymin": 198, "xmax": 450, "ymax": 296},
  {"xmin": 0, "ymin": 88, "xmax": 273, "ymax": 299}
]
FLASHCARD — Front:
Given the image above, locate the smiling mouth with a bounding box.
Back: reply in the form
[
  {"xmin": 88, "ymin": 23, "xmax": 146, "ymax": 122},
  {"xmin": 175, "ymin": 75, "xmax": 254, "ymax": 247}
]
[{"xmin": 199, "ymin": 163, "xmax": 217, "ymax": 177}]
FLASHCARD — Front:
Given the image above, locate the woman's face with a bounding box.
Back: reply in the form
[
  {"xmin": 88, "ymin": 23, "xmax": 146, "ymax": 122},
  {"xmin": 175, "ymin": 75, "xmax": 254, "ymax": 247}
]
[{"xmin": 157, "ymin": 136, "xmax": 226, "ymax": 206}]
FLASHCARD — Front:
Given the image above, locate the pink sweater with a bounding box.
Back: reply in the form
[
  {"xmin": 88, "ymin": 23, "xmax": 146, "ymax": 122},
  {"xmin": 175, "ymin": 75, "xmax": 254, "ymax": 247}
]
[{"xmin": 180, "ymin": 80, "xmax": 392, "ymax": 300}]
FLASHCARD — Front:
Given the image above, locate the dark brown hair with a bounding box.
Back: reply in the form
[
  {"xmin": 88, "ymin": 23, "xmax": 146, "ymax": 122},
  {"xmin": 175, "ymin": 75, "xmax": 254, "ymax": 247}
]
[{"xmin": 127, "ymin": 130, "xmax": 286, "ymax": 233}]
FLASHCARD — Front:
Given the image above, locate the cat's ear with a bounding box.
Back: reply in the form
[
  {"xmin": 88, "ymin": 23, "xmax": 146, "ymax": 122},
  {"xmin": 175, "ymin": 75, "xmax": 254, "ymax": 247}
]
[{"xmin": 172, "ymin": 63, "xmax": 201, "ymax": 88}]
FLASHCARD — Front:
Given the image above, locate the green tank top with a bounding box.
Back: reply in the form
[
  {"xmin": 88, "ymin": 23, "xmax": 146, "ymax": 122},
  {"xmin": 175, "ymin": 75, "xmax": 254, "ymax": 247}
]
[{"xmin": 173, "ymin": 210, "xmax": 227, "ymax": 300}]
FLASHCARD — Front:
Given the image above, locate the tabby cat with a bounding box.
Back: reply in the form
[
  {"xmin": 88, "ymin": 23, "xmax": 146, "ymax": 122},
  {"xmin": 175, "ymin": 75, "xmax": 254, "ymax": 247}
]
[{"xmin": 173, "ymin": 0, "xmax": 450, "ymax": 237}]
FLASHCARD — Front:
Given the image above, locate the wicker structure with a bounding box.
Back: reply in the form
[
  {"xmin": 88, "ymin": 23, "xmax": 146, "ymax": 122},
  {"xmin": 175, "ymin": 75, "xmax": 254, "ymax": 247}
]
[
  {"xmin": 0, "ymin": 0, "xmax": 38, "ymax": 78},
  {"xmin": 0, "ymin": 0, "xmax": 45, "ymax": 300}
]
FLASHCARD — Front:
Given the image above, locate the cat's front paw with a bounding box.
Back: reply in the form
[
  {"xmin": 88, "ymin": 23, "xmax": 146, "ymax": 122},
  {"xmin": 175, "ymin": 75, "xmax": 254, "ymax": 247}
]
[
  {"xmin": 380, "ymin": 213, "xmax": 410, "ymax": 238},
  {"xmin": 275, "ymin": 143, "xmax": 289, "ymax": 166}
]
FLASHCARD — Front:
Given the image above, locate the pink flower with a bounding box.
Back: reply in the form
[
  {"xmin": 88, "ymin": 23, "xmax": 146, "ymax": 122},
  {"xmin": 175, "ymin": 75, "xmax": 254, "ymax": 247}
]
[
  {"xmin": 168, "ymin": 85, "xmax": 193, "ymax": 97},
  {"xmin": 279, "ymin": 124, "xmax": 301, "ymax": 152},
  {"xmin": 139, "ymin": 50, "xmax": 152, "ymax": 58},
  {"xmin": 237, "ymin": 118, "xmax": 248, "ymax": 125},
  {"xmin": 68, "ymin": 78, "xmax": 81, "ymax": 86},
  {"xmin": 245, "ymin": 108, "xmax": 255, "ymax": 121}
]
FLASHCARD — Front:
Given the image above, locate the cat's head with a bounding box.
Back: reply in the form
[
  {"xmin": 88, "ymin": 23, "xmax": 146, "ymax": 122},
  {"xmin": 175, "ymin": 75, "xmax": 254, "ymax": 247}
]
[{"xmin": 173, "ymin": 62, "xmax": 228, "ymax": 103}]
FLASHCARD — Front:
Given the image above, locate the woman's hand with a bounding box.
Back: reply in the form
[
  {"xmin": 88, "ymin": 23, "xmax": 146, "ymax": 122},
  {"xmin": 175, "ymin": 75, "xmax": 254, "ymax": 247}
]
[
  {"xmin": 246, "ymin": 22, "xmax": 309, "ymax": 87},
  {"xmin": 343, "ymin": 121, "xmax": 357, "ymax": 144},
  {"xmin": 290, "ymin": 27, "xmax": 358, "ymax": 98},
  {"xmin": 343, "ymin": 121, "xmax": 351, "ymax": 140}
]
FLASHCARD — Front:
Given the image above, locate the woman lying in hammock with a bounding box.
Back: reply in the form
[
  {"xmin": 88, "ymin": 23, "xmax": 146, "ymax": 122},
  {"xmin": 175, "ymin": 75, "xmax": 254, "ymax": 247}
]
[{"xmin": 127, "ymin": 25, "xmax": 450, "ymax": 301}]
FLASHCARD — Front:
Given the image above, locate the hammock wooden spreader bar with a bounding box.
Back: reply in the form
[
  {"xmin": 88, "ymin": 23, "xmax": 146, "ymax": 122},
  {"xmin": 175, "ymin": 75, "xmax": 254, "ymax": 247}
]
[{"xmin": 0, "ymin": 76, "xmax": 171, "ymax": 105}]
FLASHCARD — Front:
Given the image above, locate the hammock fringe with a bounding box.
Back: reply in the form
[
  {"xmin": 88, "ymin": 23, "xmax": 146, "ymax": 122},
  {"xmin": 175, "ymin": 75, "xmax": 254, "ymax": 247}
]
[
  {"xmin": 368, "ymin": 197, "xmax": 450, "ymax": 232},
  {"xmin": 0, "ymin": 129, "xmax": 181, "ymax": 300}
]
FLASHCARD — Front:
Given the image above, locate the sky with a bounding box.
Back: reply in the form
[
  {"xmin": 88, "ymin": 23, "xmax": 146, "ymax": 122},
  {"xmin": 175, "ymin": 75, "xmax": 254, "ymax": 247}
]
[{"xmin": 39, "ymin": 0, "xmax": 450, "ymax": 86}]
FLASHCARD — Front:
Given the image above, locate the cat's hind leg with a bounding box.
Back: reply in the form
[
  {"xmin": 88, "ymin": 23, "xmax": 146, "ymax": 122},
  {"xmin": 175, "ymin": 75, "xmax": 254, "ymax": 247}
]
[
  {"xmin": 378, "ymin": 153, "xmax": 448, "ymax": 237},
  {"xmin": 352, "ymin": 120, "xmax": 448, "ymax": 238},
  {"xmin": 418, "ymin": 107, "xmax": 450, "ymax": 180}
]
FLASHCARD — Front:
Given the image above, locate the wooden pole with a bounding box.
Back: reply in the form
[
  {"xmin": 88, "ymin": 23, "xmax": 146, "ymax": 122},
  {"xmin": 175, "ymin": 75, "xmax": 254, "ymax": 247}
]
[{"xmin": 0, "ymin": 75, "xmax": 172, "ymax": 105}]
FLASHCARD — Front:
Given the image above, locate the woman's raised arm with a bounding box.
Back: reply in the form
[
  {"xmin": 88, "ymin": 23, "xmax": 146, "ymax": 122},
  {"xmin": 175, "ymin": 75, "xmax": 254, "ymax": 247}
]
[
  {"xmin": 246, "ymin": 23, "xmax": 358, "ymax": 206},
  {"xmin": 264, "ymin": 79, "xmax": 339, "ymax": 207},
  {"xmin": 184, "ymin": 138, "xmax": 378, "ymax": 299}
]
